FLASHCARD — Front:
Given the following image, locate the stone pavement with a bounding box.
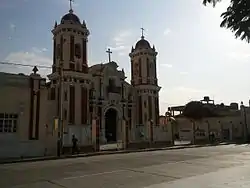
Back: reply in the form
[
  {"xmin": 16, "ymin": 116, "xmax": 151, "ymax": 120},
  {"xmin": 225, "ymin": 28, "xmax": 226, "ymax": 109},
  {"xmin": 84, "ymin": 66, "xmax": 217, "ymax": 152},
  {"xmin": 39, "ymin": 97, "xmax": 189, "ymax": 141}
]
[
  {"xmin": 146, "ymin": 164, "xmax": 250, "ymax": 188},
  {"xmin": 0, "ymin": 142, "xmax": 234, "ymax": 164},
  {"xmin": 1, "ymin": 144, "xmax": 250, "ymax": 188}
]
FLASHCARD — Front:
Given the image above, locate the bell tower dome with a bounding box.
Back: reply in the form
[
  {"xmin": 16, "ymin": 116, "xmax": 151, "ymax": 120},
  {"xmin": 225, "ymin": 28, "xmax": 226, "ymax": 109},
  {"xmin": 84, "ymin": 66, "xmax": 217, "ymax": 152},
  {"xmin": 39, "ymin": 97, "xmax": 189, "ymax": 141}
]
[{"xmin": 51, "ymin": 2, "xmax": 90, "ymax": 73}]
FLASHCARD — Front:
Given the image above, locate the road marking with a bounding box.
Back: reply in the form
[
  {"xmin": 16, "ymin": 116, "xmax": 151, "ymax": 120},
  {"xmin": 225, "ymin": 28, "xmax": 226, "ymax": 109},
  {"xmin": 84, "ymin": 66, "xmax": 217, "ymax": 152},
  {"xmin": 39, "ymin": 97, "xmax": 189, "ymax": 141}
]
[{"xmin": 63, "ymin": 169, "xmax": 126, "ymax": 180}]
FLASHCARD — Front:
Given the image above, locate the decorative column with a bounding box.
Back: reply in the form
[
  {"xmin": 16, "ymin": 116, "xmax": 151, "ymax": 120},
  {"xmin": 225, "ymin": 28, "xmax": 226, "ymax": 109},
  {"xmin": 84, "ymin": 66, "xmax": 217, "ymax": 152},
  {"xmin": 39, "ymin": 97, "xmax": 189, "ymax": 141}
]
[
  {"xmin": 148, "ymin": 119, "xmax": 153, "ymax": 146},
  {"xmin": 121, "ymin": 75, "xmax": 128, "ymax": 149},
  {"xmin": 92, "ymin": 117, "xmax": 97, "ymax": 151},
  {"xmin": 29, "ymin": 66, "xmax": 42, "ymax": 140},
  {"xmin": 241, "ymin": 102, "xmax": 248, "ymax": 142},
  {"xmin": 90, "ymin": 86, "xmax": 100, "ymax": 151},
  {"xmin": 98, "ymin": 65, "xmax": 104, "ymax": 142},
  {"xmin": 127, "ymin": 94, "xmax": 133, "ymax": 143}
]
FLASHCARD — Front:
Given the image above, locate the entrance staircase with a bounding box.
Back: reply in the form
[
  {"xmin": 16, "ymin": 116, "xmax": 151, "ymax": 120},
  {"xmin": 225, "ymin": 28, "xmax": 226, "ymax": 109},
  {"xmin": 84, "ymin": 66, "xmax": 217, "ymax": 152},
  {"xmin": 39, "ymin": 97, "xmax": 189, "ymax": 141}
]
[{"xmin": 100, "ymin": 141, "xmax": 123, "ymax": 151}]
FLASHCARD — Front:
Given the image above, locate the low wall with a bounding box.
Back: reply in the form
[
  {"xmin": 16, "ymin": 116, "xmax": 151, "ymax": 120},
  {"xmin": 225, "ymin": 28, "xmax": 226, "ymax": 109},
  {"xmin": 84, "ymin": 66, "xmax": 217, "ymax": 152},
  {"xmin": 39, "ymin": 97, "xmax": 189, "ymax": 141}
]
[
  {"xmin": 176, "ymin": 116, "xmax": 245, "ymax": 142},
  {"xmin": 153, "ymin": 125, "xmax": 173, "ymax": 142},
  {"xmin": 63, "ymin": 125, "xmax": 92, "ymax": 147},
  {"xmin": 0, "ymin": 140, "xmax": 56, "ymax": 159},
  {"xmin": 131, "ymin": 124, "xmax": 173, "ymax": 143},
  {"xmin": 63, "ymin": 145, "xmax": 94, "ymax": 154}
]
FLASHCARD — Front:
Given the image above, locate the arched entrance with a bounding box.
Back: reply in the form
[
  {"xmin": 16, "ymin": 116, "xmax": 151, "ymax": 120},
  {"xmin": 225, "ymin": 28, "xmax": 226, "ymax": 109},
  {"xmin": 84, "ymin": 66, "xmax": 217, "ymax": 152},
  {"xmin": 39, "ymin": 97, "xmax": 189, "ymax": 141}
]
[{"xmin": 105, "ymin": 108, "xmax": 117, "ymax": 143}]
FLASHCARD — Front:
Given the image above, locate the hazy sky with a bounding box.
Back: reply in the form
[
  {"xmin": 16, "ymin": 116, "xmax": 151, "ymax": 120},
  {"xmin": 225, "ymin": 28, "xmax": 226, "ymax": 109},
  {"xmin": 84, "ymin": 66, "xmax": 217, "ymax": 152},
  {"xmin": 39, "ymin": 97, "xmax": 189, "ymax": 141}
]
[{"xmin": 0, "ymin": 0, "xmax": 250, "ymax": 114}]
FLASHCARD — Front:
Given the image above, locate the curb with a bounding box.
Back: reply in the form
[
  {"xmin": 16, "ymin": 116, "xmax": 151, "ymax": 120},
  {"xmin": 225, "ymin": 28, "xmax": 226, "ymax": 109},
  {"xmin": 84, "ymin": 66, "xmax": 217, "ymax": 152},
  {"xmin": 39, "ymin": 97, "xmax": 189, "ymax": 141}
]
[{"xmin": 0, "ymin": 142, "xmax": 236, "ymax": 164}]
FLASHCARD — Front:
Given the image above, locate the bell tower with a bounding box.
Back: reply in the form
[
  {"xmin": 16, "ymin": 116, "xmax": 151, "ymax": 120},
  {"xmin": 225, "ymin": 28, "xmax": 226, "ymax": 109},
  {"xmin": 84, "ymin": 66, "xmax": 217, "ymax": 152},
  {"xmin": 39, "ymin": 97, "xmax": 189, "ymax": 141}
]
[
  {"xmin": 51, "ymin": 4, "xmax": 90, "ymax": 73},
  {"xmin": 48, "ymin": 1, "xmax": 91, "ymax": 133},
  {"xmin": 129, "ymin": 28, "xmax": 161, "ymax": 128}
]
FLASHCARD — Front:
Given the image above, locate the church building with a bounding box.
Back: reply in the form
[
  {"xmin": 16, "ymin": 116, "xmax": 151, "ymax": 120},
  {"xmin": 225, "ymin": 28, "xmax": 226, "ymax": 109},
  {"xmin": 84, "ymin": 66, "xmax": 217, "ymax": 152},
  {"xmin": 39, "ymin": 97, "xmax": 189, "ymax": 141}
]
[{"xmin": 0, "ymin": 4, "xmax": 162, "ymax": 158}]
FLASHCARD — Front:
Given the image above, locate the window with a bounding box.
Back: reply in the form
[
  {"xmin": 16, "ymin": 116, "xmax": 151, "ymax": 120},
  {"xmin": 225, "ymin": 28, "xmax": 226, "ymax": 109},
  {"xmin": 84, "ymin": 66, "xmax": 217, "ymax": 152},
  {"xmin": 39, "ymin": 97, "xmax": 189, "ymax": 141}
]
[
  {"xmin": 76, "ymin": 63, "xmax": 80, "ymax": 71},
  {"xmin": 64, "ymin": 109, "xmax": 67, "ymax": 120},
  {"xmin": 0, "ymin": 113, "xmax": 18, "ymax": 133},
  {"xmin": 50, "ymin": 88, "xmax": 56, "ymax": 100},
  {"xmin": 196, "ymin": 131, "xmax": 206, "ymax": 137},
  {"xmin": 69, "ymin": 63, "xmax": 75, "ymax": 71},
  {"xmin": 109, "ymin": 78, "xmax": 115, "ymax": 87},
  {"xmin": 56, "ymin": 44, "xmax": 61, "ymax": 59},
  {"xmin": 64, "ymin": 90, "xmax": 68, "ymax": 101},
  {"xmin": 144, "ymin": 113, "xmax": 147, "ymax": 121}
]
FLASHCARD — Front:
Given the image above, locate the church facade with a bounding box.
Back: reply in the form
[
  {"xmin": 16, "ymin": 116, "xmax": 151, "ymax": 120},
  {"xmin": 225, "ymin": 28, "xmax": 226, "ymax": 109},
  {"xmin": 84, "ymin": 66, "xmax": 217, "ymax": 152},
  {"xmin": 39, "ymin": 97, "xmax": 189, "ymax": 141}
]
[
  {"xmin": 0, "ymin": 7, "xmax": 163, "ymax": 158},
  {"xmin": 47, "ymin": 8, "xmax": 161, "ymax": 145}
]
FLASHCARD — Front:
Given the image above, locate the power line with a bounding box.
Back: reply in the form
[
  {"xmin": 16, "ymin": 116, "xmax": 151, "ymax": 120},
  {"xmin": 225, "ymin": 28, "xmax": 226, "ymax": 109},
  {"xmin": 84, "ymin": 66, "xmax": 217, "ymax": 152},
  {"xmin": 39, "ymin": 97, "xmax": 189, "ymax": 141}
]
[{"xmin": 0, "ymin": 61, "xmax": 51, "ymax": 69}]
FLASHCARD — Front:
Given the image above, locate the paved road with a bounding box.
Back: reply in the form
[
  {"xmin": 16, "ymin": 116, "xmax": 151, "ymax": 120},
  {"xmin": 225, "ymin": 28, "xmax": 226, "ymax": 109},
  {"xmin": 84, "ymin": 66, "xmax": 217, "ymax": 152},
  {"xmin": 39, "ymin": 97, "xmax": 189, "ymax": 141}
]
[{"xmin": 1, "ymin": 144, "xmax": 250, "ymax": 188}]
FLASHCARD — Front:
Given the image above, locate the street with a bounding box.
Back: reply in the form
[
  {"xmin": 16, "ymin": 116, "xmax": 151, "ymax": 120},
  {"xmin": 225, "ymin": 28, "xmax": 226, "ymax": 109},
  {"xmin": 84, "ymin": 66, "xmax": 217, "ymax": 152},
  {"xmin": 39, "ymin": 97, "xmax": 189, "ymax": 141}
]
[{"xmin": 1, "ymin": 144, "xmax": 250, "ymax": 188}]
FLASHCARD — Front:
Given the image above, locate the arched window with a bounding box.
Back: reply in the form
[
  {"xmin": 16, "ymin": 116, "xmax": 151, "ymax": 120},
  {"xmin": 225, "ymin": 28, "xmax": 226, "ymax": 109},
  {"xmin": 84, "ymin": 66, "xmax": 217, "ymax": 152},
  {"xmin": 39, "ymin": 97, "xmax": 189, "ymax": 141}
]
[
  {"xmin": 147, "ymin": 58, "xmax": 150, "ymax": 78},
  {"xmin": 75, "ymin": 43, "xmax": 81, "ymax": 58},
  {"xmin": 56, "ymin": 44, "xmax": 61, "ymax": 59},
  {"xmin": 138, "ymin": 58, "xmax": 142, "ymax": 77},
  {"xmin": 109, "ymin": 78, "xmax": 115, "ymax": 87}
]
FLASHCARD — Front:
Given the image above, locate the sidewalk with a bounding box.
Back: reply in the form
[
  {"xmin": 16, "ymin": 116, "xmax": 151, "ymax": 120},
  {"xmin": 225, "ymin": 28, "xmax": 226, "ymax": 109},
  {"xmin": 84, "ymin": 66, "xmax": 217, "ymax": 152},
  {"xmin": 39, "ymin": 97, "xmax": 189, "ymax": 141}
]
[{"xmin": 0, "ymin": 142, "xmax": 235, "ymax": 164}]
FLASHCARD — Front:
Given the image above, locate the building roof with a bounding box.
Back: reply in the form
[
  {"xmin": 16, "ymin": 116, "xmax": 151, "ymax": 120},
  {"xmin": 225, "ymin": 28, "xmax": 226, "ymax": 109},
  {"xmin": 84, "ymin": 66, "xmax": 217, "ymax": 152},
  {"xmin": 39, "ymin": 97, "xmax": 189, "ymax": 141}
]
[{"xmin": 0, "ymin": 72, "xmax": 30, "ymax": 87}]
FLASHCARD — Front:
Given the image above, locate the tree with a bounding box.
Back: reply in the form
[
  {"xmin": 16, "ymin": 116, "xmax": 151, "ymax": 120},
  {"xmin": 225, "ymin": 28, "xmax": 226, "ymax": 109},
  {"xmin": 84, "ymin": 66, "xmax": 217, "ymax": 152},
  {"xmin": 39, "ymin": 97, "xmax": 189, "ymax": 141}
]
[
  {"xmin": 183, "ymin": 101, "xmax": 218, "ymax": 120},
  {"xmin": 203, "ymin": 0, "xmax": 250, "ymax": 42}
]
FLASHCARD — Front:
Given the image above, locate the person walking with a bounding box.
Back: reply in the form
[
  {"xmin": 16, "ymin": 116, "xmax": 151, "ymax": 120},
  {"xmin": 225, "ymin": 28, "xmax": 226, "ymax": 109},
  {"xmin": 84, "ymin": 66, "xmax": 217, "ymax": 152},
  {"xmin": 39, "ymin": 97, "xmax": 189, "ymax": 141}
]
[{"xmin": 72, "ymin": 134, "xmax": 79, "ymax": 155}]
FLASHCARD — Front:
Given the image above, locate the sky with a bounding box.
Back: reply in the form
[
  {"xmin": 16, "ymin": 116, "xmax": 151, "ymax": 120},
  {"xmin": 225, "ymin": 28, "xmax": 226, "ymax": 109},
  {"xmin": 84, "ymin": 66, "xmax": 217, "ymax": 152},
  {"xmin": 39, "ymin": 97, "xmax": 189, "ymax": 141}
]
[{"xmin": 0, "ymin": 0, "xmax": 250, "ymax": 115}]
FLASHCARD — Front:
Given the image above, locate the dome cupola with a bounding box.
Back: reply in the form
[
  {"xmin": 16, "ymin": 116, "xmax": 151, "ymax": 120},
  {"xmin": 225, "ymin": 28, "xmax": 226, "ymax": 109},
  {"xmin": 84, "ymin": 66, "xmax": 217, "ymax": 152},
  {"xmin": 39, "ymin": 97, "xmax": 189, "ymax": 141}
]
[
  {"xmin": 61, "ymin": 9, "xmax": 81, "ymax": 25},
  {"xmin": 135, "ymin": 37, "xmax": 151, "ymax": 49},
  {"xmin": 134, "ymin": 28, "xmax": 152, "ymax": 50}
]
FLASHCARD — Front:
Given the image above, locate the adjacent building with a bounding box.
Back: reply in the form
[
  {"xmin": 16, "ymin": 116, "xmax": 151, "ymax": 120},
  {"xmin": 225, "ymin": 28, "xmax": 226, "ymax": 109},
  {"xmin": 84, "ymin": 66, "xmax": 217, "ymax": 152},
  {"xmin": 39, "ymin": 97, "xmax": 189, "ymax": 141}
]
[{"xmin": 168, "ymin": 97, "xmax": 250, "ymax": 143}]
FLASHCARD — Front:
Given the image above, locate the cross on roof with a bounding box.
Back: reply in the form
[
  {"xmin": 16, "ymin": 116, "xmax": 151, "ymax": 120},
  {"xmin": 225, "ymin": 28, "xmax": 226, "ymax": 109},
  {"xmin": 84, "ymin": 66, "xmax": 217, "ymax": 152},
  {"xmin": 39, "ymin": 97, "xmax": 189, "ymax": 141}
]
[
  {"xmin": 106, "ymin": 48, "xmax": 112, "ymax": 62},
  {"xmin": 32, "ymin": 66, "xmax": 38, "ymax": 74}
]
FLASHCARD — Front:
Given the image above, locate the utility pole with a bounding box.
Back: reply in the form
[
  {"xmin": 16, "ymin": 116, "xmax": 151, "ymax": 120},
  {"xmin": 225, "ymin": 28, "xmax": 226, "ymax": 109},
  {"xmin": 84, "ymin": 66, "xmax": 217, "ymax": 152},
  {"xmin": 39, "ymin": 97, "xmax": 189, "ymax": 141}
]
[
  {"xmin": 192, "ymin": 120, "xmax": 196, "ymax": 144},
  {"xmin": 241, "ymin": 102, "xmax": 248, "ymax": 142}
]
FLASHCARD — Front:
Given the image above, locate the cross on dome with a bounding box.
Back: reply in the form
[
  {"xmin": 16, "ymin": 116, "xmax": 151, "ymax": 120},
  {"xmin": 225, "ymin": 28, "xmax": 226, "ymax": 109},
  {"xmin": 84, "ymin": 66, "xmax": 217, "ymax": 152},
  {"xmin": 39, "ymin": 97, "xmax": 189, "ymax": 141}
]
[
  {"xmin": 140, "ymin": 27, "xmax": 145, "ymax": 39},
  {"xmin": 69, "ymin": 0, "xmax": 74, "ymax": 13}
]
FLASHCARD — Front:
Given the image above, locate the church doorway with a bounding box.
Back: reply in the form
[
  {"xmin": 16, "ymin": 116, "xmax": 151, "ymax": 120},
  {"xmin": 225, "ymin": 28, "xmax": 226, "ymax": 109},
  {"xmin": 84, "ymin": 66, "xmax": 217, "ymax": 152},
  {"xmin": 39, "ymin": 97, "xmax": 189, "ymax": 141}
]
[{"xmin": 105, "ymin": 108, "xmax": 117, "ymax": 143}]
